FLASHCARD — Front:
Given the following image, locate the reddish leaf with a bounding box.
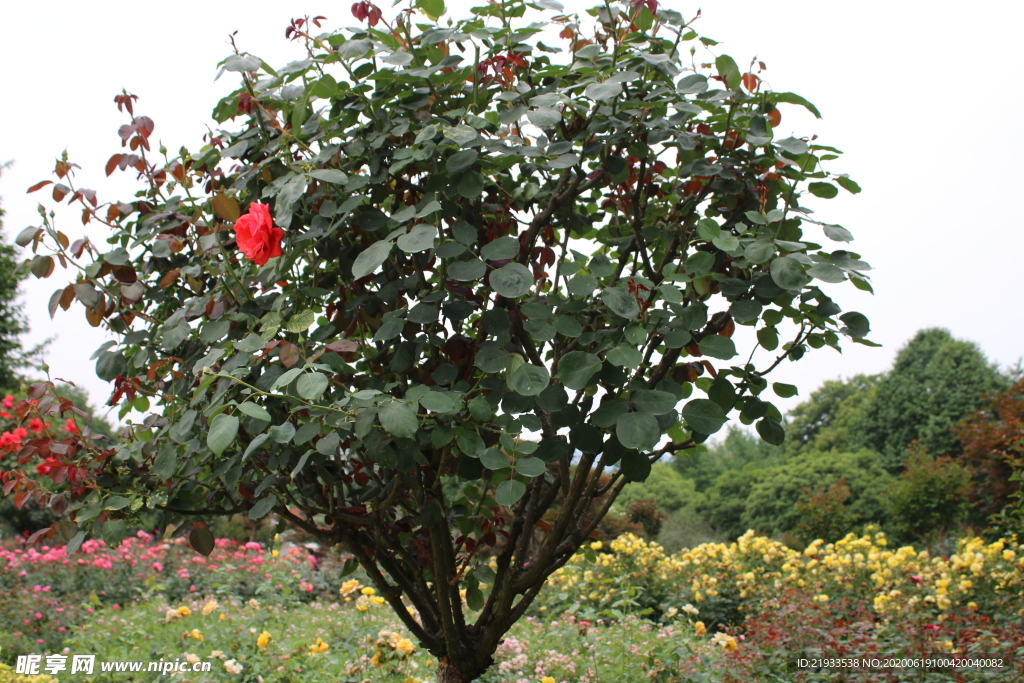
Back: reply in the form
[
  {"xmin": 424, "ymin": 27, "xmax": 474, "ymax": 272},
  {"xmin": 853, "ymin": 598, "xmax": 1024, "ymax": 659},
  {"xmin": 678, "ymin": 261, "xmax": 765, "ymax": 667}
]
[
  {"xmin": 27, "ymin": 180, "xmax": 52, "ymax": 193},
  {"xmin": 52, "ymin": 184, "xmax": 70, "ymax": 202},
  {"xmin": 326, "ymin": 339, "xmax": 359, "ymax": 354},
  {"xmin": 159, "ymin": 269, "xmax": 180, "ymax": 289},
  {"xmin": 741, "ymin": 73, "xmax": 760, "ymax": 92},
  {"xmin": 279, "ymin": 341, "xmax": 301, "ymax": 368},
  {"xmin": 106, "ymin": 154, "xmax": 123, "ymax": 176}
]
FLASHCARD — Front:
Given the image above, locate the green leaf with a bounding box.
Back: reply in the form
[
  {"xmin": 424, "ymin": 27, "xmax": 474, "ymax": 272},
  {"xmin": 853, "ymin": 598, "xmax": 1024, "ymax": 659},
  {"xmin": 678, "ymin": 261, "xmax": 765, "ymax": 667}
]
[
  {"xmin": 475, "ymin": 343, "xmax": 511, "ymax": 373},
  {"xmin": 770, "ymin": 91, "xmax": 822, "ymax": 119},
  {"xmin": 283, "ymin": 310, "xmax": 315, "ymax": 333},
  {"xmin": 457, "ymin": 430, "xmax": 486, "ymax": 457},
  {"xmin": 481, "ymin": 236, "xmax": 520, "ymax": 261},
  {"xmin": 379, "ymin": 400, "xmax": 419, "ymax": 439},
  {"xmin": 527, "ymin": 107, "xmax": 562, "ymax": 128},
  {"xmin": 616, "ymin": 412, "xmax": 660, "ymax": 451},
  {"xmin": 515, "ymin": 456, "xmax": 545, "ymax": 477},
  {"xmin": 490, "ymin": 263, "xmax": 534, "ymax": 298},
  {"xmin": 808, "ymin": 182, "xmax": 838, "ymax": 199},
  {"xmin": 698, "ymin": 335, "xmax": 737, "ymax": 360},
  {"xmin": 237, "ymin": 402, "xmax": 272, "ymax": 422},
  {"xmin": 823, "ymin": 225, "xmax": 854, "ymax": 242},
  {"xmin": 104, "ymin": 496, "xmax": 131, "ymax": 510},
  {"xmin": 447, "ymin": 258, "xmax": 486, "ymax": 281},
  {"xmin": 481, "ymin": 448, "xmax": 510, "ymax": 471},
  {"xmin": 207, "ymin": 413, "xmax": 239, "ymax": 457},
  {"xmin": 770, "ymin": 255, "xmax": 808, "ymax": 290},
  {"xmin": 555, "ymin": 351, "xmax": 601, "ymax": 390},
  {"xmin": 458, "ymin": 172, "xmax": 485, "ymax": 199},
  {"xmin": 606, "ymin": 343, "xmax": 642, "ymax": 369},
  {"xmin": 397, "ymin": 224, "xmax": 437, "ymax": 253},
  {"xmin": 495, "ymin": 479, "xmax": 527, "ymax": 507},
  {"xmin": 620, "ymin": 450, "xmax": 652, "ymax": 482},
  {"xmin": 807, "ymin": 263, "xmax": 846, "ymax": 283},
  {"xmin": 772, "ymin": 382, "xmax": 798, "ymax": 398},
  {"xmin": 269, "ymin": 422, "xmax": 295, "ymax": 444},
  {"xmin": 585, "ymin": 81, "xmax": 623, "ymax": 102},
  {"xmin": 631, "ymin": 390, "xmax": 678, "ymax": 415},
  {"xmin": 835, "ymin": 176, "xmax": 862, "ymax": 194},
  {"xmin": 839, "ymin": 311, "xmax": 870, "ymax": 338},
  {"xmin": 775, "ymin": 137, "xmax": 809, "ymax": 155},
  {"xmin": 446, "ymin": 149, "xmax": 479, "ymax": 174},
  {"xmin": 684, "ymin": 252, "xmax": 714, "ymax": 278},
  {"xmin": 297, "ymin": 372, "xmax": 329, "ymax": 400},
  {"xmin": 757, "ymin": 327, "xmax": 779, "ymax": 351},
  {"xmin": 420, "ymin": 391, "xmax": 459, "ymax": 413},
  {"xmin": 416, "ymin": 0, "xmax": 445, "ymax": 20},
  {"xmin": 509, "ymin": 364, "xmax": 550, "ymax": 396},
  {"xmin": 756, "ymin": 416, "xmax": 785, "ymax": 445},
  {"xmin": 352, "ymin": 241, "xmax": 393, "ymax": 279},
  {"xmin": 680, "ymin": 399, "xmax": 728, "ymax": 434},
  {"xmin": 601, "ymin": 287, "xmax": 639, "ymax": 319},
  {"xmin": 715, "ymin": 55, "xmax": 741, "ymax": 89},
  {"xmin": 249, "ymin": 495, "xmax": 277, "ymax": 520}
]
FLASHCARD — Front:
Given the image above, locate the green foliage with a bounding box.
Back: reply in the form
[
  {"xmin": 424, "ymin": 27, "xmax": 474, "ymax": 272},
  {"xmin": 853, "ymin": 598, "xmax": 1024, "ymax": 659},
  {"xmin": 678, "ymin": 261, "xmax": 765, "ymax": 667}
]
[
  {"xmin": 614, "ymin": 462, "xmax": 703, "ymax": 516},
  {"xmin": 856, "ymin": 328, "xmax": 1008, "ymax": 470},
  {"xmin": 17, "ymin": 2, "xmax": 869, "ymax": 679},
  {"xmin": 0, "ymin": 170, "xmax": 32, "ymax": 393},
  {"xmin": 740, "ymin": 449, "xmax": 893, "ymax": 537},
  {"xmin": 794, "ymin": 479, "xmax": 857, "ymax": 543},
  {"xmin": 782, "ymin": 374, "xmax": 878, "ymax": 457},
  {"xmin": 674, "ymin": 425, "xmax": 782, "ymax": 492},
  {"xmin": 884, "ymin": 446, "xmax": 973, "ymax": 545}
]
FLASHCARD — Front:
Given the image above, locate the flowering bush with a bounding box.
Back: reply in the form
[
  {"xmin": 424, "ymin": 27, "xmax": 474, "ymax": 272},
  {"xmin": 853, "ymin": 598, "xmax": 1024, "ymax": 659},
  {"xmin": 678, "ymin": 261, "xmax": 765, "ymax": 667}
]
[
  {"xmin": 13, "ymin": 0, "xmax": 871, "ymax": 678},
  {"xmin": 0, "ymin": 531, "xmax": 352, "ymax": 661}
]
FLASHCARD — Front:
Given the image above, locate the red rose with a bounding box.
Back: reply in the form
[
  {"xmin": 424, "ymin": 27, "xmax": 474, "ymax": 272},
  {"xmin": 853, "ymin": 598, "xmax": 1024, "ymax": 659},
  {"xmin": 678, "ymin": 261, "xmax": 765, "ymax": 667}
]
[{"xmin": 234, "ymin": 203, "xmax": 284, "ymax": 266}]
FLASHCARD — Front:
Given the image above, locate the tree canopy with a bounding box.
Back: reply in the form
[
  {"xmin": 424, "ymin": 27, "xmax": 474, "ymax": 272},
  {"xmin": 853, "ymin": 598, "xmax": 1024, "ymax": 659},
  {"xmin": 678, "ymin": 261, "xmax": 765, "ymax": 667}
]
[
  {"xmin": 7, "ymin": 1, "xmax": 870, "ymax": 680},
  {"xmin": 856, "ymin": 328, "xmax": 1007, "ymax": 470}
]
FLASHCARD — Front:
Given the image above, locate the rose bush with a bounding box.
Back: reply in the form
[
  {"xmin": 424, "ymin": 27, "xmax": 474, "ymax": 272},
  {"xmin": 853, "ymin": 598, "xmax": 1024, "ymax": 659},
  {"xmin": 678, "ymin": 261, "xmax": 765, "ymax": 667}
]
[{"xmin": 9, "ymin": 0, "xmax": 871, "ymax": 679}]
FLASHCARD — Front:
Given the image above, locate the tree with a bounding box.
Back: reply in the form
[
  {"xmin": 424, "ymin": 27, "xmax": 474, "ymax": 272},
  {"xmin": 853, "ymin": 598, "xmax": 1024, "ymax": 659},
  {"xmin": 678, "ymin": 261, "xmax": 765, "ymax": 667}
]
[
  {"xmin": 0, "ymin": 165, "xmax": 32, "ymax": 392},
  {"xmin": 674, "ymin": 424, "xmax": 783, "ymax": 491},
  {"xmin": 614, "ymin": 461, "xmax": 702, "ymax": 516},
  {"xmin": 856, "ymin": 328, "xmax": 1007, "ymax": 470},
  {"xmin": 6, "ymin": 2, "xmax": 870, "ymax": 680},
  {"xmin": 883, "ymin": 446, "xmax": 972, "ymax": 546},
  {"xmin": 953, "ymin": 379, "xmax": 1024, "ymax": 530},
  {"xmin": 740, "ymin": 449, "xmax": 892, "ymax": 538},
  {"xmin": 782, "ymin": 373, "xmax": 877, "ymax": 457}
]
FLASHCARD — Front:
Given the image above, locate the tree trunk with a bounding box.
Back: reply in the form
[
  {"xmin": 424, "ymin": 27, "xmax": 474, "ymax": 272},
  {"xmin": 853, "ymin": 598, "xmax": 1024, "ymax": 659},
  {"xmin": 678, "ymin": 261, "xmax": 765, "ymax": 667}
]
[{"xmin": 436, "ymin": 657, "xmax": 472, "ymax": 683}]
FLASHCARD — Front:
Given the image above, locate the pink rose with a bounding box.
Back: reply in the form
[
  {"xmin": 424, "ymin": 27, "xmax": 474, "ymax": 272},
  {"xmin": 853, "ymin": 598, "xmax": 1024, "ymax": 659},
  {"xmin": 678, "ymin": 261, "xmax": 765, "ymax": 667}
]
[{"xmin": 234, "ymin": 203, "xmax": 284, "ymax": 266}]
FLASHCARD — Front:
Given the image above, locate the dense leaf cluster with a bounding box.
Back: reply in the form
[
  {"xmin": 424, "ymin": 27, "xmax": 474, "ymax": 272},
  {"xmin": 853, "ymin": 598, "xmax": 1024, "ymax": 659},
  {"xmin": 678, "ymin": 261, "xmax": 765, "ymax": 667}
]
[{"xmin": 11, "ymin": 1, "xmax": 869, "ymax": 679}]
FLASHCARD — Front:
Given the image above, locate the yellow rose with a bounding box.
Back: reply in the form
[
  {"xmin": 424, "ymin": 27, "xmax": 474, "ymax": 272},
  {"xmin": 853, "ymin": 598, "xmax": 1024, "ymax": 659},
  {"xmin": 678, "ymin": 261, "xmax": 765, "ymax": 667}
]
[
  {"xmin": 541, "ymin": 678, "xmax": 557, "ymax": 683},
  {"xmin": 694, "ymin": 621, "xmax": 707, "ymax": 636},
  {"xmin": 361, "ymin": 587, "xmax": 376, "ymax": 596},
  {"xmin": 257, "ymin": 630, "xmax": 271, "ymax": 650},
  {"xmin": 202, "ymin": 600, "xmax": 218, "ymax": 616},
  {"xmin": 190, "ymin": 629, "xmax": 204, "ymax": 641}
]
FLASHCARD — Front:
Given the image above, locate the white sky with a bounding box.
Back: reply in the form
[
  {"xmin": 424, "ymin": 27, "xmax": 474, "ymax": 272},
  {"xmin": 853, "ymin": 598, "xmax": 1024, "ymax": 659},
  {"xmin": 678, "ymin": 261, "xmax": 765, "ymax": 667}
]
[{"xmin": 0, "ymin": 0, "xmax": 1022, "ymax": 419}]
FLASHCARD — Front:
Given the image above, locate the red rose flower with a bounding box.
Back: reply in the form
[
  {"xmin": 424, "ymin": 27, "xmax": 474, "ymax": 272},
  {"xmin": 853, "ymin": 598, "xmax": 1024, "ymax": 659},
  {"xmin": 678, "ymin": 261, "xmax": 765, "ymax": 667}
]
[
  {"xmin": 28, "ymin": 417, "xmax": 46, "ymax": 433},
  {"xmin": 234, "ymin": 203, "xmax": 284, "ymax": 266},
  {"xmin": 65, "ymin": 418, "xmax": 78, "ymax": 434},
  {"xmin": 2, "ymin": 395, "xmax": 13, "ymax": 409}
]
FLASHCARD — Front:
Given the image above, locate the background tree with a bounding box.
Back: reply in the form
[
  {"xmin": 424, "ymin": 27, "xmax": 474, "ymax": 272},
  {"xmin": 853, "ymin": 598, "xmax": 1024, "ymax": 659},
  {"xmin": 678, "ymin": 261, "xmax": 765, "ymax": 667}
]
[
  {"xmin": 856, "ymin": 328, "xmax": 1008, "ymax": 470},
  {"xmin": 7, "ymin": 2, "xmax": 870, "ymax": 680},
  {"xmin": 781, "ymin": 373, "xmax": 877, "ymax": 457},
  {"xmin": 883, "ymin": 445, "xmax": 972, "ymax": 547},
  {"xmin": 953, "ymin": 379, "xmax": 1024, "ymax": 531},
  {"xmin": 0, "ymin": 165, "xmax": 33, "ymax": 392}
]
